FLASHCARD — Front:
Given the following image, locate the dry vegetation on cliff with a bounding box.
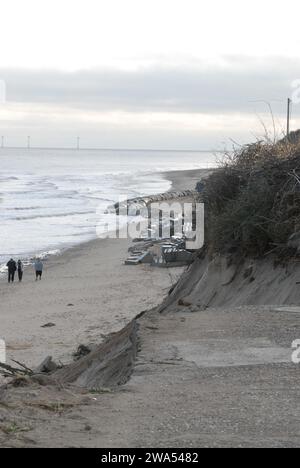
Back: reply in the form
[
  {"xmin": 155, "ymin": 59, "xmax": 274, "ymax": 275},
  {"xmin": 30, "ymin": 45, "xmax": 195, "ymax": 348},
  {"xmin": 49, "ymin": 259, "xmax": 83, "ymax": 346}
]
[{"xmin": 202, "ymin": 133, "xmax": 300, "ymax": 257}]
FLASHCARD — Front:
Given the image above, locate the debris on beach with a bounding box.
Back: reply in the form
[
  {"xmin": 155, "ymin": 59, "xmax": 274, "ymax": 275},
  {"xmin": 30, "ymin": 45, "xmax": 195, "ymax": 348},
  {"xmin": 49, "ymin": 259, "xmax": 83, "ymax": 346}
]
[
  {"xmin": 0, "ymin": 360, "xmax": 34, "ymax": 379},
  {"xmin": 122, "ymin": 189, "xmax": 199, "ymax": 267},
  {"xmin": 107, "ymin": 189, "xmax": 198, "ymax": 215},
  {"xmin": 34, "ymin": 356, "xmax": 59, "ymax": 374},
  {"xmin": 0, "ymin": 355, "xmax": 61, "ymax": 389},
  {"xmin": 125, "ymin": 237, "xmax": 194, "ymax": 267},
  {"xmin": 41, "ymin": 322, "xmax": 56, "ymax": 328},
  {"xmin": 73, "ymin": 344, "xmax": 92, "ymax": 361}
]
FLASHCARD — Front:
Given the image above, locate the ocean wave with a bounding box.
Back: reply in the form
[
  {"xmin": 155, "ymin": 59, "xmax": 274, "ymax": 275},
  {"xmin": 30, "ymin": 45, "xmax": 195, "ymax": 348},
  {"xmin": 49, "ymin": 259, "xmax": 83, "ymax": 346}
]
[
  {"xmin": 13, "ymin": 210, "xmax": 96, "ymax": 221},
  {"xmin": 0, "ymin": 176, "xmax": 19, "ymax": 182},
  {"xmin": 10, "ymin": 206, "xmax": 43, "ymax": 211}
]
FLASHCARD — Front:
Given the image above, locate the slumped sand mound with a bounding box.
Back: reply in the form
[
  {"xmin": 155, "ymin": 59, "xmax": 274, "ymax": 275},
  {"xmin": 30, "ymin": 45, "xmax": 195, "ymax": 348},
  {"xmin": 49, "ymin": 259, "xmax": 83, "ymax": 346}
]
[{"xmin": 54, "ymin": 321, "xmax": 139, "ymax": 389}]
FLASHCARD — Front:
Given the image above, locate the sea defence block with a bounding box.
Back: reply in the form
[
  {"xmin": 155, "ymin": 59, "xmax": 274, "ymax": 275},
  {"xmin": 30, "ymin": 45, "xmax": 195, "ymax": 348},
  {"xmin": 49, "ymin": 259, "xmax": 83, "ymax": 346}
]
[{"xmin": 125, "ymin": 251, "xmax": 154, "ymax": 265}]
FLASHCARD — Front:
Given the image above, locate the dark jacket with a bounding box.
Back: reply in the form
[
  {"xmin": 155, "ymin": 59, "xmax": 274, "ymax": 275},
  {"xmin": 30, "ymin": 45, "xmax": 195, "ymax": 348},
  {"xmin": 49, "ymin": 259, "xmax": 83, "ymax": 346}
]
[{"xmin": 7, "ymin": 260, "xmax": 17, "ymax": 272}]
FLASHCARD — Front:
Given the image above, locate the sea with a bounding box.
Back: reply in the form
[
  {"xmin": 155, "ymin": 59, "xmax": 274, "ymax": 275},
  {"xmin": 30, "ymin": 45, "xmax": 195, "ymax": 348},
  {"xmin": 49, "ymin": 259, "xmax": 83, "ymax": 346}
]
[{"xmin": 0, "ymin": 147, "xmax": 215, "ymax": 271}]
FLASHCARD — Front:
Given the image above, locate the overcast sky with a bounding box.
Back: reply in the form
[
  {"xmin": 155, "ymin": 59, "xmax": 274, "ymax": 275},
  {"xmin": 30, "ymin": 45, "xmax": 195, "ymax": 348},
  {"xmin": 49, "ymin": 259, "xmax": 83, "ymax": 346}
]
[{"xmin": 1, "ymin": 0, "xmax": 300, "ymax": 149}]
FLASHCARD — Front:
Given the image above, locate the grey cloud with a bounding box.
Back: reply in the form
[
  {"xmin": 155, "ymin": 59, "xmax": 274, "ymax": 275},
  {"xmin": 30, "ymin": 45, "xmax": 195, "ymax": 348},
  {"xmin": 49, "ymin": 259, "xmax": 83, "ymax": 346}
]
[{"xmin": 1, "ymin": 56, "xmax": 300, "ymax": 115}]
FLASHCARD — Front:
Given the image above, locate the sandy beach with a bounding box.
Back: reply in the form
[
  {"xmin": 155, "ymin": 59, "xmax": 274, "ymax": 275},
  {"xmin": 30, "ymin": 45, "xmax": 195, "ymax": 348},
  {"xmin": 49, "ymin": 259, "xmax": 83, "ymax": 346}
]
[
  {"xmin": 164, "ymin": 168, "xmax": 213, "ymax": 192},
  {"xmin": 0, "ymin": 166, "xmax": 299, "ymax": 448},
  {"xmin": 0, "ymin": 168, "xmax": 206, "ymax": 369}
]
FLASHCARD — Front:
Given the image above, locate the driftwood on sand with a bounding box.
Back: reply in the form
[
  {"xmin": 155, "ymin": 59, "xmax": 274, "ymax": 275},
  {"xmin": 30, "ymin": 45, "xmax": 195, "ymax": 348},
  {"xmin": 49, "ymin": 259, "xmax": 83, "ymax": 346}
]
[
  {"xmin": 0, "ymin": 361, "xmax": 33, "ymax": 378},
  {"xmin": 0, "ymin": 320, "xmax": 139, "ymax": 391},
  {"xmin": 0, "ymin": 356, "xmax": 58, "ymax": 379}
]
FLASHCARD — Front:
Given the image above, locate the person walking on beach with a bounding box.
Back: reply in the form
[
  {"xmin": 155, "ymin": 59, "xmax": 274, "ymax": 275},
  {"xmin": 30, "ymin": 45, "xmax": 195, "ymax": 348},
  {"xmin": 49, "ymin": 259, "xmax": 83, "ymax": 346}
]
[
  {"xmin": 17, "ymin": 260, "xmax": 24, "ymax": 282},
  {"xmin": 6, "ymin": 258, "xmax": 17, "ymax": 283},
  {"xmin": 34, "ymin": 258, "xmax": 44, "ymax": 281}
]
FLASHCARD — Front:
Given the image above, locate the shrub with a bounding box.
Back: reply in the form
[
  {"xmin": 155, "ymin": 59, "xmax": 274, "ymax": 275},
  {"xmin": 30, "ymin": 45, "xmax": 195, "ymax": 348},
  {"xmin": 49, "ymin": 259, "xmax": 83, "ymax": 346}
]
[{"xmin": 203, "ymin": 137, "xmax": 300, "ymax": 257}]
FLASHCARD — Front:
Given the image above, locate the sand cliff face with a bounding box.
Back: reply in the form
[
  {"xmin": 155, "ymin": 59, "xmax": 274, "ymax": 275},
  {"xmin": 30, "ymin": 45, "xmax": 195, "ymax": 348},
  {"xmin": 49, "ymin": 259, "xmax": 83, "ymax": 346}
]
[{"xmin": 160, "ymin": 253, "xmax": 300, "ymax": 311}]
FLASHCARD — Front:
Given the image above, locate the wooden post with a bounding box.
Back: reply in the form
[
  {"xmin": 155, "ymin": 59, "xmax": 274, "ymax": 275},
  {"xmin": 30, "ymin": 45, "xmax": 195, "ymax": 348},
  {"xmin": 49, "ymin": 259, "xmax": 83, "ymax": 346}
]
[{"xmin": 287, "ymin": 98, "xmax": 292, "ymax": 138}]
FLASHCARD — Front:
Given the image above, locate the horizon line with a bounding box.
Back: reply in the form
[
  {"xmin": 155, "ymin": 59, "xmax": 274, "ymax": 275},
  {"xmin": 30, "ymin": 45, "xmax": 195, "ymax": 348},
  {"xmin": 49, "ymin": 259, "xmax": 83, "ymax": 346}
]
[{"xmin": 0, "ymin": 145, "xmax": 221, "ymax": 153}]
